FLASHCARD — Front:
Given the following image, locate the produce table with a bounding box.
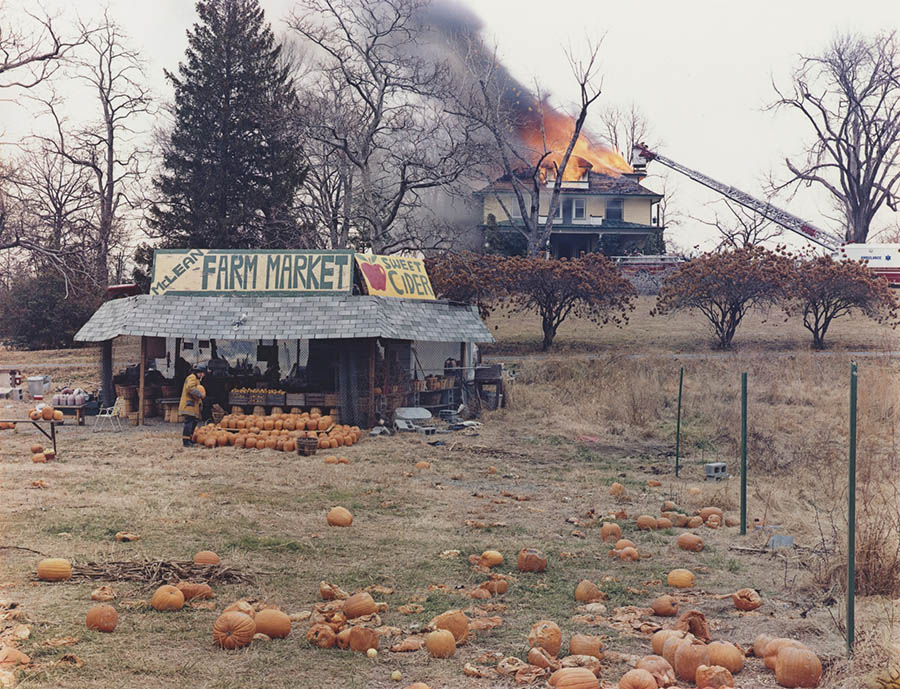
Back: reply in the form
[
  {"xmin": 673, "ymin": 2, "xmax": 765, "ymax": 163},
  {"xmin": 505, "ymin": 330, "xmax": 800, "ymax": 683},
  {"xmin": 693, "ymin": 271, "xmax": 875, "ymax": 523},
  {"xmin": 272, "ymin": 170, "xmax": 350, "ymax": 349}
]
[
  {"xmin": 54, "ymin": 404, "xmax": 87, "ymax": 426},
  {"xmin": 0, "ymin": 419, "xmax": 60, "ymax": 454}
]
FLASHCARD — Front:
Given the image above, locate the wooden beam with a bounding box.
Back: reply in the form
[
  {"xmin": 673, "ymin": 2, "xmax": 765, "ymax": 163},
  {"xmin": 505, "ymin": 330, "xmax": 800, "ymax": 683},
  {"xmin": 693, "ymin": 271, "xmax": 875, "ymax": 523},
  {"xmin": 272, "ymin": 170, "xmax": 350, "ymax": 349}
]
[
  {"xmin": 100, "ymin": 340, "xmax": 114, "ymax": 407},
  {"xmin": 368, "ymin": 339, "xmax": 376, "ymax": 428},
  {"xmin": 138, "ymin": 336, "xmax": 146, "ymax": 426}
]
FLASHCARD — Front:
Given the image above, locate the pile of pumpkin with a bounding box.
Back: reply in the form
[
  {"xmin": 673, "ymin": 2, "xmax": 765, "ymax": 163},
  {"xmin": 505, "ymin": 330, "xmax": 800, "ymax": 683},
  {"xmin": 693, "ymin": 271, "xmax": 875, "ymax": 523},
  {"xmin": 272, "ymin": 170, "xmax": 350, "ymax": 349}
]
[
  {"xmin": 28, "ymin": 442, "xmax": 56, "ymax": 463},
  {"xmin": 0, "ymin": 421, "xmax": 15, "ymax": 430},
  {"xmin": 193, "ymin": 410, "xmax": 362, "ymax": 451},
  {"xmin": 27, "ymin": 405, "xmax": 63, "ymax": 422}
]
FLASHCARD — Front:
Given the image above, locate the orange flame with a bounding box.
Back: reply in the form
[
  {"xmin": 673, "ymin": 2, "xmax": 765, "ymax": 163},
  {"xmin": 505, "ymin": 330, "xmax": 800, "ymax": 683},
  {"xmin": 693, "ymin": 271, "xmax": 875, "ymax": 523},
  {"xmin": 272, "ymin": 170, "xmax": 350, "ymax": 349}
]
[{"xmin": 518, "ymin": 106, "xmax": 632, "ymax": 181}]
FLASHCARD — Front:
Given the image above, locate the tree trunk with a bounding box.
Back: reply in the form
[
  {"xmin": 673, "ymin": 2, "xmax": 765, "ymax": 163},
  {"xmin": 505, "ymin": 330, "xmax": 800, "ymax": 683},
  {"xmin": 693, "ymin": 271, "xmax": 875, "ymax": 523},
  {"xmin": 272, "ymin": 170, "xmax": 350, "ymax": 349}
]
[{"xmin": 541, "ymin": 318, "xmax": 556, "ymax": 351}]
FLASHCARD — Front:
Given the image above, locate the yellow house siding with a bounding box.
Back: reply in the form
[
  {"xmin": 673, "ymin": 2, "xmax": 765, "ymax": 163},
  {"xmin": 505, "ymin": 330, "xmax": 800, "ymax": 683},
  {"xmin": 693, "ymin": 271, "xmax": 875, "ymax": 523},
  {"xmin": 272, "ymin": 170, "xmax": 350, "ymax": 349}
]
[{"xmin": 623, "ymin": 198, "xmax": 652, "ymax": 224}]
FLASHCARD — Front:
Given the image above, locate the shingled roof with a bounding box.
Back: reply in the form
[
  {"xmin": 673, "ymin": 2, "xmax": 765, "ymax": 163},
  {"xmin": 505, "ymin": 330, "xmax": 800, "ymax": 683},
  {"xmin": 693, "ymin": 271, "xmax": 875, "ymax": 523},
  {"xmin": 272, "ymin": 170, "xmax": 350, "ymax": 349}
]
[
  {"xmin": 476, "ymin": 170, "xmax": 661, "ymax": 197},
  {"xmin": 74, "ymin": 295, "xmax": 493, "ymax": 343}
]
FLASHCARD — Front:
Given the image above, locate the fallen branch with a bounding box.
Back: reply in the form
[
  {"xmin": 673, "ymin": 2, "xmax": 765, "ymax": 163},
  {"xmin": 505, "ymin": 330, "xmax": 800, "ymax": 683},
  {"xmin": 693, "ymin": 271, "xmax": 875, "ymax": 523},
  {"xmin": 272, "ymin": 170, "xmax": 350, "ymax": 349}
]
[
  {"xmin": 60, "ymin": 560, "xmax": 256, "ymax": 585},
  {"xmin": 0, "ymin": 545, "xmax": 47, "ymax": 556}
]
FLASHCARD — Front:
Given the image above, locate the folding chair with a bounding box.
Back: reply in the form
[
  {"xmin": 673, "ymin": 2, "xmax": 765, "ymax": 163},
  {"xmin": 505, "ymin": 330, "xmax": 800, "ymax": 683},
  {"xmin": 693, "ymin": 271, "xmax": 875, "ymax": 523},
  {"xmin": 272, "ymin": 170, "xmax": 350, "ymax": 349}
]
[{"xmin": 93, "ymin": 398, "xmax": 124, "ymax": 432}]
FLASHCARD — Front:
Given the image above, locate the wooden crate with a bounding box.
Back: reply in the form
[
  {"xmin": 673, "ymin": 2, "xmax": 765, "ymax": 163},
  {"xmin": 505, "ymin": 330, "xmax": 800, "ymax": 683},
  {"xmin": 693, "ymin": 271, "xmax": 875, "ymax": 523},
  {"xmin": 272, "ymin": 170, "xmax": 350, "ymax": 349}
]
[
  {"xmin": 285, "ymin": 393, "xmax": 305, "ymax": 407},
  {"xmin": 229, "ymin": 391, "xmax": 250, "ymax": 406}
]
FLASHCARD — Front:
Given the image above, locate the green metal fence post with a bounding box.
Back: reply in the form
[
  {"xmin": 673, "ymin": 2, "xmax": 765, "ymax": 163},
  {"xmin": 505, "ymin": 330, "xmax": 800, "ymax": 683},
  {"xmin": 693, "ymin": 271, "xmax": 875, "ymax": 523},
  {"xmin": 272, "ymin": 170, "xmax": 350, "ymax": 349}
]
[
  {"xmin": 847, "ymin": 362, "xmax": 857, "ymax": 655},
  {"xmin": 675, "ymin": 367, "xmax": 684, "ymax": 478},
  {"xmin": 740, "ymin": 372, "xmax": 747, "ymax": 536}
]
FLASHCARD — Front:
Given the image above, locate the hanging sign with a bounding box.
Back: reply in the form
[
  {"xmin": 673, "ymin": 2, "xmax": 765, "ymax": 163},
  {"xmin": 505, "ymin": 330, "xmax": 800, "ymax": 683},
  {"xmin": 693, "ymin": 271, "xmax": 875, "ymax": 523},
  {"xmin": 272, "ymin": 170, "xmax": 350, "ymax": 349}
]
[
  {"xmin": 150, "ymin": 249, "xmax": 354, "ymax": 296},
  {"xmin": 354, "ymin": 254, "xmax": 435, "ymax": 300}
]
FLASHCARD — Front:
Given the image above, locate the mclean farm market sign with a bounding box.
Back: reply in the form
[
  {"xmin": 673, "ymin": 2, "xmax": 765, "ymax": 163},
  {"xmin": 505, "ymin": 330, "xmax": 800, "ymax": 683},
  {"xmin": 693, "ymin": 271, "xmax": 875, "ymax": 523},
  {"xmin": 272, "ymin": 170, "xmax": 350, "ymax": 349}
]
[{"xmin": 150, "ymin": 249, "xmax": 434, "ymax": 299}]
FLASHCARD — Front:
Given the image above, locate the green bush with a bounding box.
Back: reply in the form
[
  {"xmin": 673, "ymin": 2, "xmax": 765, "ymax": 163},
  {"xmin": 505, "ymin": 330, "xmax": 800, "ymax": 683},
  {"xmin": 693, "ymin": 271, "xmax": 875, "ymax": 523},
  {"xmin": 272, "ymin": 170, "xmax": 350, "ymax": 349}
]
[{"xmin": 0, "ymin": 274, "xmax": 100, "ymax": 350}]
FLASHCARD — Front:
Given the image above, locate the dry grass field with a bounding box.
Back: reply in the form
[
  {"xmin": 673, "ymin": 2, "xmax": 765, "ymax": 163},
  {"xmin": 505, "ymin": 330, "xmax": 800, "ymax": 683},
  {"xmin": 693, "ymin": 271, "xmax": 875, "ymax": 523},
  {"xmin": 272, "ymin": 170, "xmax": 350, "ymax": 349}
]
[{"xmin": 1, "ymin": 304, "xmax": 899, "ymax": 688}]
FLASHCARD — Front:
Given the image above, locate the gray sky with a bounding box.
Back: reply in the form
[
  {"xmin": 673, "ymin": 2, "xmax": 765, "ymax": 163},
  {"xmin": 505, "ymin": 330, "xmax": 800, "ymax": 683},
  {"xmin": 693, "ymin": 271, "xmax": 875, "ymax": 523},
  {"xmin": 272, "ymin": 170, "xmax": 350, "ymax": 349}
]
[{"xmin": 3, "ymin": 0, "xmax": 899, "ymax": 250}]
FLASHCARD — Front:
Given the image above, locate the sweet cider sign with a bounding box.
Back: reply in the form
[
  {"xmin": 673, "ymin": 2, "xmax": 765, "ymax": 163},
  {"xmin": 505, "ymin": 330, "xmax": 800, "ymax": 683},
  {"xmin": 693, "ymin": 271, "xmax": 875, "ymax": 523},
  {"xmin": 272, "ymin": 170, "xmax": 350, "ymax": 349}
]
[{"xmin": 354, "ymin": 254, "xmax": 435, "ymax": 300}]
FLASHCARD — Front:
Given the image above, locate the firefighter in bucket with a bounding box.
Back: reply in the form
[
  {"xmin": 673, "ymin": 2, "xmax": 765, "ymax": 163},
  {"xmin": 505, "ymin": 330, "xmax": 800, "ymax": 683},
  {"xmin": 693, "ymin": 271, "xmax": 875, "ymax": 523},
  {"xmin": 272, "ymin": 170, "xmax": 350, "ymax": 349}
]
[{"xmin": 179, "ymin": 363, "xmax": 207, "ymax": 447}]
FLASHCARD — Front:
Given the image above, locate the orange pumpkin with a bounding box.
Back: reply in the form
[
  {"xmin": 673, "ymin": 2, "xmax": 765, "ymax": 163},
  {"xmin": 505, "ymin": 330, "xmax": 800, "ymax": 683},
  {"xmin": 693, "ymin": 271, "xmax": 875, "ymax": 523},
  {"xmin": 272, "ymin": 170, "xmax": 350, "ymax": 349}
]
[
  {"xmin": 732, "ymin": 587, "xmax": 762, "ymax": 611},
  {"xmin": 85, "ymin": 604, "xmax": 118, "ymax": 632},
  {"xmin": 775, "ymin": 647, "xmax": 822, "ymax": 688},
  {"xmin": 574, "ymin": 580, "xmax": 602, "ymax": 603},
  {"xmin": 176, "ymin": 582, "xmax": 214, "ymax": 601},
  {"xmin": 527, "ymin": 620, "xmax": 562, "ymax": 657},
  {"xmin": 327, "ymin": 506, "xmax": 353, "ymax": 527},
  {"xmin": 37, "ymin": 558, "xmax": 72, "ymax": 581},
  {"xmin": 695, "ymin": 664, "xmax": 734, "ymax": 689},
  {"xmin": 635, "ymin": 655, "xmax": 676, "ymax": 687},
  {"xmin": 306, "ymin": 623, "xmax": 336, "ymax": 648},
  {"xmin": 151, "ymin": 585, "xmax": 185, "ymax": 611},
  {"xmin": 569, "ymin": 634, "xmax": 604, "ymax": 659},
  {"xmin": 673, "ymin": 639, "xmax": 709, "ymax": 682},
  {"xmin": 343, "ymin": 592, "xmax": 376, "ymax": 618},
  {"xmin": 677, "ymin": 533, "xmax": 704, "ymax": 552},
  {"xmin": 431, "ymin": 609, "xmax": 469, "ymax": 643},
  {"xmin": 764, "ymin": 639, "xmax": 807, "ymax": 670},
  {"xmin": 348, "ymin": 625, "xmax": 379, "ymax": 652},
  {"xmin": 254, "ymin": 609, "xmax": 291, "ymax": 638},
  {"xmin": 425, "ymin": 629, "xmax": 455, "ymax": 658},
  {"xmin": 650, "ymin": 595, "xmax": 679, "ymax": 616},
  {"xmin": 600, "ymin": 522, "xmax": 622, "ymax": 543},
  {"xmin": 636, "ymin": 515, "xmax": 658, "ymax": 530},
  {"xmin": 213, "ymin": 611, "xmax": 255, "ymax": 649},
  {"xmin": 552, "ymin": 667, "xmax": 599, "ymax": 689},
  {"xmin": 618, "ymin": 668, "xmax": 657, "ymax": 689},
  {"xmin": 517, "ymin": 547, "xmax": 547, "ymax": 572},
  {"xmin": 193, "ymin": 550, "xmax": 220, "ymax": 565}
]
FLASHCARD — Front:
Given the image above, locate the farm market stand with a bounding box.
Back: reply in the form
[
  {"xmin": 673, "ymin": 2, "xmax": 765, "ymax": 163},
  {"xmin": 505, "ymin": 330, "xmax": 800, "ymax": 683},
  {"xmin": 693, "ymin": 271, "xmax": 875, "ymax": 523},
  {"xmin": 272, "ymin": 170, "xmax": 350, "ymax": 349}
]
[{"xmin": 75, "ymin": 250, "xmax": 492, "ymax": 428}]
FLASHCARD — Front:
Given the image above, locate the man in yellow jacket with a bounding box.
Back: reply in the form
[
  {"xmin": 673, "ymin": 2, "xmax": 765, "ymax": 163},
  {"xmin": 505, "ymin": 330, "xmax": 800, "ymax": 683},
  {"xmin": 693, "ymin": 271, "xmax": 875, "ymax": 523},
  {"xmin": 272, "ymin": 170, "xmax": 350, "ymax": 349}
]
[{"xmin": 179, "ymin": 363, "xmax": 207, "ymax": 447}]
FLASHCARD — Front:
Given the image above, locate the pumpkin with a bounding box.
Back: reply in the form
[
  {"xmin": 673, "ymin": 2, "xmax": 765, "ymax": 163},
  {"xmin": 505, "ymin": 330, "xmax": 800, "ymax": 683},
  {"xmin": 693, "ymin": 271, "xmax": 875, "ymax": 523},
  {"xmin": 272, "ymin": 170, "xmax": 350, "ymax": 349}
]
[
  {"xmin": 85, "ymin": 604, "xmax": 118, "ymax": 632},
  {"xmin": 652, "ymin": 628, "xmax": 690, "ymax": 656},
  {"xmin": 327, "ymin": 506, "xmax": 353, "ymax": 527},
  {"xmin": 528, "ymin": 646, "xmax": 559, "ymax": 669},
  {"xmin": 193, "ymin": 550, "xmax": 220, "ymax": 565},
  {"xmin": 699, "ymin": 506, "xmax": 724, "ymax": 521},
  {"xmin": 254, "ymin": 609, "xmax": 290, "ymax": 638},
  {"xmin": 732, "ymin": 587, "xmax": 762, "ymax": 611},
  {"xmin": 41, "ymin": 406, "xmax": 54, "ymax": 420},
  {"xmin": 403, "ymin": 685, "xmax": 431, "ymax": 689},
  {"xmin": 343, "ymin": 592, "xmax": 376, "ymax": 618},
  {"xmin": 636, "ymin": 515, "xmax": 658, "ymax": 530},
  {"xmin": 695, "ymin": 664, "xmax": 734, "ymax": 688},
  {"xmin": 223, "ymin": 599, "xmax": 255, "ymax": 617},
  {"xmin": 775, "ymin": 647, "xmax": 822, "ymax": 687},
  {"xmin": 753, "ymin": 634, "xmax": 775, "ymax": 658},
  {"xmin": 91, "ymin": 585, "xmax": 116, "ymax": 601},
  {"xmin": 335, "ymin": 628, "xmax": 352, "ymax": 649},
  {"xmin": 29, "ymin": 409, "xmax": 41, "ymax": 421},
  {"xmin": 673, "ymin": 639, "xmax": 710, "ymax": 682},
  {"xmin": 552, "ymin": 667, "xmax": 599, "ymax": 689},
  {"xmin": 618, "ymin": 668, "xmax": 657, "ymax": 689},
  {"xmin": 245, "ymin": 436, "xmax": 258, "ymax": 448},
  {"xmin": 575, "ymin": 579, "xmax": 602, "ymax": 603},
  {"xmin": 324, "ymin": 455, "xmax": 339, "ymax": 464},
  {"xmin": 708, "ymin": 641, "xmax": 744, "ymax": 673},
  {"xmin": 37, "ymin": 558, "xmax": 72, "ymax": 581},
  {"xmin": 600, "ymin": 522, "xmax": 622, "ymax": 542},
  {"xmin": 415, "ymin": 460, "xmax": 430, "ymax": 470},
  {"xmin": 615, "ymin": 539, "xmax": 635, "ymax": 550},
  {"xmin": 705, "ymin": 514, "xmax": 722, "ymax": 529},
  {"xmin": 432, "ymin": 609, "xmax": 469, "ymax": 643},
  {"xmin": 425, "ymin": 629, "xmax": 455, "ymax": 658},
  {"xmin": 176, "ymin": 582, "xmax": 214, "ymax": 601},
  {"xmin": 479, "ymin": 578, "xmax": 508, "ymax": 595},
  {"xmin": 651, "ymin": 595, "xmax": 679, "ymax": 617},
  {"xmin": 663, "ymin": 500, "xmax": 677, "ymax": 511},
  {"xmin": 32, "ymin": 453, "xmax": 47, "ymax": 463},
  {"xmin": 151, "ymin": 584, "xmax": 185, "ymax": 611},
  {"xmin": 527, "ymin": 620, "xmax": 562, "ymax": 657},
  {"xmin": 609, "ymin": 482, "xmax": 625, "ymax": 496},
  {"xmin": 306, "ymin": 623, "xmax": 336, "ymax": 648},
  {"xmin": 569, "ymin": 634, "xmax": 604, "ymax": 659},
  {"xmin": 30, "ymin": 444, "xmax": 43, "ymax": 454},
  {"xmin": 234, "ymin": 435, "xmax": 246, "ymax": 448},
  {"xmin": 204, "ymin": 436, "xmax": 216, "ymax": 448},
  {"xmin": 662, "ymin": 635, "xmax": 693, "ymax": 667},
  {"xmin": 517, "ymin": 547, "xmax": 547, "ymax": 572},
  {"xmin": 479, "ymin": 550, "xmax": 503, "ymax": 567},
  {"xmin": 671, "ymin": 513, "xmax": 690, "ymax": 527},
  {"xmin": 349, "ymin": 625, "xmax": 379, "ymax": 652},
  {"xmin": 764, "ymin": 639, "xmax": 807, "ymax": 670},
  {"xmin": 657, "ymin": 517, "xmax": 673, "ymax": 529},
  {"xmin": 317, "ymin": 416, "xmax": 332, "ymax": 430},
  {"xmin": 635, "ymin": 655, "xmax": 676, "ymax": 687},
  {"xmin": 677, "ymin": 533, "xmax": 704, "ymax": 552},
  {"xmin": 213, "ymin": 611, "xmax": 255, "ymax": 649},
  {"xmin": 687, "ymin": 516, "xmax": 703, "ymax": 528},
  {"xmin": 667, "ymin": 568, "xmax": 695, "ymax": 588},
  {"xmin": 619, "ymin": 546, "xmax": 639, "ymax": 562}
]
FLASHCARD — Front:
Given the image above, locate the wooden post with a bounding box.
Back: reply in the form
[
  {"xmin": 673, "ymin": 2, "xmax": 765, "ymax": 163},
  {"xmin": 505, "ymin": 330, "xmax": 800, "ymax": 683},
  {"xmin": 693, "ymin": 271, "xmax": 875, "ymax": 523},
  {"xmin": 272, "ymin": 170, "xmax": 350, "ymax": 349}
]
[
  {"xmin": 138, "ymin": 336, "xmax": 146, "ymax": 426},
  {"xmin": 368, "ymin": 339, "xmax": 376, "ymax": 428},
  {"xmin": 100, "ymin": 340, "xmax": 114, "ymax": 407}
]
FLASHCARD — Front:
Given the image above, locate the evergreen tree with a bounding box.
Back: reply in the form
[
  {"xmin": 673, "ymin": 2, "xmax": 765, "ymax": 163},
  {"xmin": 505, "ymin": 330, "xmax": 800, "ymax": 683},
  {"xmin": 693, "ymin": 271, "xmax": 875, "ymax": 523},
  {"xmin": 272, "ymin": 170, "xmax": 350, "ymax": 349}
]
[{"xmin": 149, "ymin": 0, "xmax": 305, "ymax": 248}]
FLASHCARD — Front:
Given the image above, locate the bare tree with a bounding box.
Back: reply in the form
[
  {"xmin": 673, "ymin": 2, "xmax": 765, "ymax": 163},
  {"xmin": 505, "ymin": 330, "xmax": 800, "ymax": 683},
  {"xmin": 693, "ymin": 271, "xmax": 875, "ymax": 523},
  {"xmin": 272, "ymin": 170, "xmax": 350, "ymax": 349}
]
[
  {"xmin": 770, "ymin": 31, "xmax": 900, "ymax": 243},
  {"xmin": 0, "ymin": 4, "xmax": 89, "ymax": 90},
  {"xmin": 289, "ymin": 0, "xmax": 478, "ymax": 253},
  {"xmin": 453, "ymin": 39, "xmax": 607, "ymax": 256},
  {"xmin": 598, "ymin": 102, "xmax": 654, "ymax": 160},
  {"xmin": 35, "ymin": 15, "xmax": 152, "ymax": 287},
  {"xmin": 696, "ymin": 198, "xmax": 784, "ymax": 250}
]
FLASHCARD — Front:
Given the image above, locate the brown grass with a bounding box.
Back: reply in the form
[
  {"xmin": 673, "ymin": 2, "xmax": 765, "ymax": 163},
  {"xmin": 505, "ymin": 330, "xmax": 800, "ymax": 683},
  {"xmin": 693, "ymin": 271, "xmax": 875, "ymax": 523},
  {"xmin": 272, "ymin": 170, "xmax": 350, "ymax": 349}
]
[{"xmin": 1, "ymin": 315, "xmax": 897, "ymax": 687}]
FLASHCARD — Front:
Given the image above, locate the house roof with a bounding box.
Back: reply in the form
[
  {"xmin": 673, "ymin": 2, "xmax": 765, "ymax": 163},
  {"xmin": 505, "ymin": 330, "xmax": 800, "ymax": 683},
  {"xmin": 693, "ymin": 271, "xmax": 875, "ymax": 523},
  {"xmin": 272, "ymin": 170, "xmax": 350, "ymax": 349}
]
[
  {"xmin": 475, "ymin": 170, "xmax": 662, "ymax": 197},
  {"xmin": 74, "ymin": 295, "xmax": 493, "ymax": 343}
]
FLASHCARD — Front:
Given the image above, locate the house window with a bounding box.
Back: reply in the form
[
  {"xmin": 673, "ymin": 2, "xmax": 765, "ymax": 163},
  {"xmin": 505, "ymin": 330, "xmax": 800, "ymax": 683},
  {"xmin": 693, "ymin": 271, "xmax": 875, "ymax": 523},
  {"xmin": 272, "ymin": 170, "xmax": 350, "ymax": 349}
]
[
  {"xmin": 508, "ymin": 195, "xmax": 521, "ymax": 218},
  {"xmin": 573, "ymin": 198, "xmax": 586, "ymax": 221},
  {"xmin": 553, "ymin": 201, "xmax": 562, "ymax": 220},
  {"xmin": 606, "ymin": 198, "xmax": 624, "ymax": 221}
]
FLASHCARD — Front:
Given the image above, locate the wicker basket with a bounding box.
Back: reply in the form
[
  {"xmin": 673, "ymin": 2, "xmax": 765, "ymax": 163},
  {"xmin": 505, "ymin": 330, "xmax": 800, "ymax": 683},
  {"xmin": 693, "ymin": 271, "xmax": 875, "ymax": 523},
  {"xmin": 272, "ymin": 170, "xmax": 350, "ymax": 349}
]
[
  {"xmin": 127, "ymin": 412, "xmax": 139, "ymax": 426},
  {"xmin": 296, "ymin": 437, "xmax": 318, "ymax": 456}
]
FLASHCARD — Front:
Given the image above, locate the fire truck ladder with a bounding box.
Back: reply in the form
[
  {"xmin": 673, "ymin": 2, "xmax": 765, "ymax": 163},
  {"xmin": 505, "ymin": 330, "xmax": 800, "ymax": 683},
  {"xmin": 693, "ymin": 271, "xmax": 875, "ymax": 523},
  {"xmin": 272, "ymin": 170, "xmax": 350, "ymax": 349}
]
[{"xmin": 631, "ymin": 144, "xmax": 837, "ymax": 250}]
